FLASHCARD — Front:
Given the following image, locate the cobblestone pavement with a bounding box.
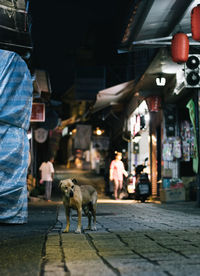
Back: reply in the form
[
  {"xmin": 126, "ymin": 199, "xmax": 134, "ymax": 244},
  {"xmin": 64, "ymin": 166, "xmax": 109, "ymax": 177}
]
[{"xmin": 41, "ymin": 168, "xmax": 200, "ymax": 276}]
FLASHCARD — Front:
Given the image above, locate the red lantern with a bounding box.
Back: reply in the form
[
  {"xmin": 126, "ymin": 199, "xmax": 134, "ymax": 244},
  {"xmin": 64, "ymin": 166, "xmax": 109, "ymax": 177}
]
[
  {"xmin": 171, "ymin": 33, "xmax": 189, "ymax": 63},
  {"xmin": 191, "ymin": 5, "xmax": 200, "ymax": 41},
  {"xmin": 146, "ymin": 96, "xmax": 161, "ymax": 112}
]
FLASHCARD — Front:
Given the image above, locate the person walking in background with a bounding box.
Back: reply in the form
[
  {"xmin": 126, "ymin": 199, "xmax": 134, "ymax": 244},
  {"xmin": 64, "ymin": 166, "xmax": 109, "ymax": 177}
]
[
  {"xmin": 109, "ymin": 151, "xmax": 128, "ymax": 200},
  {"xmin": 39, "ymin": 156, "xmax": 54, "ymax": 202}
]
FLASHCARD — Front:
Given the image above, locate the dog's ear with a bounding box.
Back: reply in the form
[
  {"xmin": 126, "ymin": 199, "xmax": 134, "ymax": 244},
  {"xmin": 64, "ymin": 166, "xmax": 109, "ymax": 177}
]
[
  {"xmin": 71, "ymin": 178, "xmax": 77, "ymax": 184},
  {"xmin": 58, "ymin": 181, "xmax": 62, "ymax": 188}
]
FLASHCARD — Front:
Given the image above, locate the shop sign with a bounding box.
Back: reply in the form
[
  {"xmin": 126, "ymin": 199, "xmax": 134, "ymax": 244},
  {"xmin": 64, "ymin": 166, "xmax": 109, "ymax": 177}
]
[{"xmin": 30, "ymin": 103, "xmax": 45, "ymax": 122}]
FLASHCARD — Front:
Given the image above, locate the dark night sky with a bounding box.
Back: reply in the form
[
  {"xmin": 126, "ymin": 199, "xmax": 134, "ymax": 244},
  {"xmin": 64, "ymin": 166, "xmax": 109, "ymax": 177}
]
[{"xmin": 28, "ymin": 0, "xmax": 131, "ymax": 97}]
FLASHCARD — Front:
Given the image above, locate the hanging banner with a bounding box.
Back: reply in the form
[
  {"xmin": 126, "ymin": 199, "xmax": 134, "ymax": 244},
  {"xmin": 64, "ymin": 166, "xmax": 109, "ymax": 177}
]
[
  {"xmin": 186, "ymin": 99, "xmax": 198, "ymax": 173},
  {"xmin": 92, "ymin": 136, "xmax": 110, "ymax": 150},
  {"xmin": 146, "ymin": 96, "xmax": 161, "ymax": 112},
  {"xmin": 74, "ymin": 124, "xmax": 92, "ymax": 150}
]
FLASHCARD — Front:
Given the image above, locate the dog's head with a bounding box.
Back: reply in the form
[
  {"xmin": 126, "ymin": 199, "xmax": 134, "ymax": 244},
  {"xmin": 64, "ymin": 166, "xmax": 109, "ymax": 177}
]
[{"xmin": 59, "ymin": 178, "xmax": 77, "ymax": 198}]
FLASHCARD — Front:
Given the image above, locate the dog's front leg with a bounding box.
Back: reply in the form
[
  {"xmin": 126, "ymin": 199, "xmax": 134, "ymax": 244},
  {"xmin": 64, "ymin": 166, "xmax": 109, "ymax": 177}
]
[
  {"xmin": 63, "ymin": 207, "xmax": 70, "ymax": 233},
  {"xmin": 75, "ymin": 207, "xmax": 82, "ymax": 234}
]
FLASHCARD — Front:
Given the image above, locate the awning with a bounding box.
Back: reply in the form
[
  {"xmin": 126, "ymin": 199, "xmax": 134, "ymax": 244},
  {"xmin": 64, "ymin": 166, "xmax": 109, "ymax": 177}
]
[{"xmin": 92, "ymin": 80, "xmax": 134, "ymax": 113}]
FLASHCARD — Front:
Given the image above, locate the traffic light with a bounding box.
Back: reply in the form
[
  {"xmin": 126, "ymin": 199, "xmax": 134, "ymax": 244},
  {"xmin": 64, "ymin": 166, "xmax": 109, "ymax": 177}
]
[{"xmin": 184, "ymin": 55, "xmax": 200, "ymax": 87}]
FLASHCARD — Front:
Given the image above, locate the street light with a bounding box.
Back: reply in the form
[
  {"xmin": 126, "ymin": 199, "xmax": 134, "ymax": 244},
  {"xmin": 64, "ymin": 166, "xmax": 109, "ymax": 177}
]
[{"xmin": 94, "ymin": 127, "xmax": 104, "ymax": 136}]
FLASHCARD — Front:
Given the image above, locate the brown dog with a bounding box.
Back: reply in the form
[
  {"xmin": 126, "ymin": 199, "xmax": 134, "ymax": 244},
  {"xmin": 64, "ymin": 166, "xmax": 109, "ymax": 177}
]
[{"xmin": 59, "ymin": 178, "xmax": 97, "ymax": 233}]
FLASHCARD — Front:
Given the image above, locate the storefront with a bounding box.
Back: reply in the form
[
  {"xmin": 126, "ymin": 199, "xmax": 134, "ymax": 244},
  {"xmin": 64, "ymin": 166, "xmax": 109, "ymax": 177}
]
[
  {"xmin": 127, "ymin": 100, "xmax": 150, "ymax": 181},
  {"xmin": 161, "ymin": 89, "xmax": 199, "ymax": 203}
]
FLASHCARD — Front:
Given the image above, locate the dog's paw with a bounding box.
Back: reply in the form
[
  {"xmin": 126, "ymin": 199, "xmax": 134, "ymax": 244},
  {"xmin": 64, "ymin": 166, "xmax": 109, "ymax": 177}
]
[
  {"xmin": 92, "ymin": 226, "xmax": 97, "ymax": 231},
  {"xmin": 63, "ymin": 228, "xmax": 69, "ymax": 233},
  {"xmin": 75, "ymin": 229, "xmax": 81, "ymax": 234},
  {"xmin": 84, "ymin": 228, "xmax": 91, "ymax": 232}
]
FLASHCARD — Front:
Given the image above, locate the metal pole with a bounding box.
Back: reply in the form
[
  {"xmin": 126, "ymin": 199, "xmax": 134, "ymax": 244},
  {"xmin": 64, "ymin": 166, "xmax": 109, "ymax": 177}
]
[
  {"xmin": 128, "ymin": 141, "xmax": 132, "ymax": 173},
  {"xmin": 128, "ymin": 117, "xmax": 133, "ymax": 173}
]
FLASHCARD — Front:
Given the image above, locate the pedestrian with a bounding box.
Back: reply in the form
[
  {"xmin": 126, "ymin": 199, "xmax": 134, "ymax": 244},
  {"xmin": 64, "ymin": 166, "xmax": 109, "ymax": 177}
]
[
  {"xmin": 109, "ymin": 151, "xmax": 128, "ymax": 200},
  {"xmin": 39, "ymin": 156, "xmax": 54, "ymax": 202}
]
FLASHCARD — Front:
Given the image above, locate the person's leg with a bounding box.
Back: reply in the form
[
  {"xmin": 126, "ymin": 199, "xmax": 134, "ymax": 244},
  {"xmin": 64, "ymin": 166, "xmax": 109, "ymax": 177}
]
[
  {"xmin": 119, "ymin": 180, "xmax": 123, "ymax": 190},
  {"xmin": 48, "ymin": 181, "xmax": 52, "ymax": 200},
  {"xmin": 44, "ymin": 181, "xmax": 47, "ymax": 200},
  {"xmin": 114, "ymin": 179, "xmax": 119, "ymax": 200},
  {"xmin": 44, "ymin": 181, "xmax": 48, "ymax": 200},
  {"xmin": 45, "ymin": 181, "xmax": 52, "ymax": 201},
  {"xmin": 118, "ymin": 180, "xmax": 124, "ymax": 199}
]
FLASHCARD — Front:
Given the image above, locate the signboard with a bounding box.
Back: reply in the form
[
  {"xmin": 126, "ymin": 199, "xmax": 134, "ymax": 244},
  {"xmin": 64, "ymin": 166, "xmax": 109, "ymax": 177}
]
[{"xmin": 30, "ymin": 103, "xmax": 45, "ymax": 122}]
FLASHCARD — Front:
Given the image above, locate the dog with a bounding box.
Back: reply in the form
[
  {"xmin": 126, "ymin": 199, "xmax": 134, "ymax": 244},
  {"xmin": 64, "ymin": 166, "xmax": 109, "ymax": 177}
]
[{"xmin": 59, "ymin": 178, "xmax": 97, "ymax": 233}]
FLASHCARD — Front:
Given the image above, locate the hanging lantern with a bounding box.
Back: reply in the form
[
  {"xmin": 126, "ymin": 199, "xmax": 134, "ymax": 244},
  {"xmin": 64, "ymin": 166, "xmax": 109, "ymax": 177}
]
[
  {"xmin": 146, "ymin": 96, "xmax": 161, "ymax": 112},
  {"xmin": 171, "ymin": 33, "xmax": 189, "ymax": 63},
  {"xmin": 191, "ymin": 5, "xmax": 200, "ymax": 41}
]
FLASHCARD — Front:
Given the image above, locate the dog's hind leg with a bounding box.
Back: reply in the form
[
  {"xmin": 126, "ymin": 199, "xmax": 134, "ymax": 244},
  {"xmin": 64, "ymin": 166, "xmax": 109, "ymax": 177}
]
[
  {"xmin": 63, "ymin": 208, "xmax": 70, "ymax": 233},
  {"xmin": 91, "ymin": 192, "xmax": 97, "ymax": 231},
  {"xmin": 83, "ymin": 206, "xmax": 92, "ymax": 230},
  {"xmin": 91, "ymin": 205, "xmax": 97, "ymax": 231}
]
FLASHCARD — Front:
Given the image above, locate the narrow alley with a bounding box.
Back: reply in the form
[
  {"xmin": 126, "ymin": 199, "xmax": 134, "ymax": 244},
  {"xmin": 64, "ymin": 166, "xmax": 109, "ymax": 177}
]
[
  {"xmin": 1, "ymin": 169, "xmax": 200, "ymax": 276},
  {"xmin": 1, "ymin": 2, "xmax": 200, "ymax": 276}
]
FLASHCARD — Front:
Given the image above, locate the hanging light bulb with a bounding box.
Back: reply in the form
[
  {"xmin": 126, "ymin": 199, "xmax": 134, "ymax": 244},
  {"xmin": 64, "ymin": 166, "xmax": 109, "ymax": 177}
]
[
  {"xmin": 93, "ymin": 127, "xmax": 104, "ymax": 136},
  {"xmin": 96, "ymin": 128, "xmax": 102, "ymax": 135}
]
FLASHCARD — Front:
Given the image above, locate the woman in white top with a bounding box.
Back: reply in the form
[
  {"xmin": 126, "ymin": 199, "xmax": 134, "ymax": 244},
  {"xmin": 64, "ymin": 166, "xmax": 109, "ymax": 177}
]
[{"xmin": 39, "ymin": 156, "xmax": 54, "ymax": 201}]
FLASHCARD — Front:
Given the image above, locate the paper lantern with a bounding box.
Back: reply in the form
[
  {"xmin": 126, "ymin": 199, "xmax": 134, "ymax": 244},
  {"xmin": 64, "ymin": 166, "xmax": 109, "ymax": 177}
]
[
  {"xmin": 171, "ymin": 33, "xmax": 189, "ymax": 63},
  {"xmin": 146, "ymin": 96, "xmax": 161, "ymax": 112},
  {"xmin": 191, "ymin": 5, "xmax": 200, "ymax": 41}
]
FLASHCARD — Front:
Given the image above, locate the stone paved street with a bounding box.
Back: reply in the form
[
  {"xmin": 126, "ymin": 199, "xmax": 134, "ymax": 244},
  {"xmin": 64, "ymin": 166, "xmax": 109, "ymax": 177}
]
[
  {"xmin": 1, "ymin": 169, "xmax": 200, "ymax": 276},
  {"xmin": 39, "ymin": 168, "xmax": 200, "ymax": 276},
  {"xmin": 42, "ymin": 200, "xmax": 200, "ymax": 276}
]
